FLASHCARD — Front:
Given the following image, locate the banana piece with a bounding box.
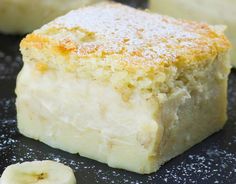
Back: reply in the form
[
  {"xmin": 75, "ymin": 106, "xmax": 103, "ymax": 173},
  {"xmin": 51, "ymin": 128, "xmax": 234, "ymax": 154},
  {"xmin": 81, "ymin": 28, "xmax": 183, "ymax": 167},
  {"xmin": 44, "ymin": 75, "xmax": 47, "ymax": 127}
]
[{"xmin": 0, "ymin": 160, "xmax": 76, "ymax": 184}]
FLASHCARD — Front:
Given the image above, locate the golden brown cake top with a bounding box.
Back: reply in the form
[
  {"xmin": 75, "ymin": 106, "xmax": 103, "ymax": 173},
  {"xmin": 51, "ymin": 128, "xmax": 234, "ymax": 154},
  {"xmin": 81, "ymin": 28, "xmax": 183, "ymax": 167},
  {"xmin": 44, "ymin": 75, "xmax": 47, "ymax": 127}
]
[{"xmin": 21, "ymin": 2, "xmax": 230, "ymax": 69}]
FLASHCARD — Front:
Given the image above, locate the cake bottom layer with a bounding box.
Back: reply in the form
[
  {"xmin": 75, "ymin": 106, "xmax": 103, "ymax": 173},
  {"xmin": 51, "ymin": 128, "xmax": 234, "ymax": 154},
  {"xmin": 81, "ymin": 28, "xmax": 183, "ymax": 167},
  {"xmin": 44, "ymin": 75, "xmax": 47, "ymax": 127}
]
[{"xmin": 16, "ymin": 56, "xmax": 229, "ymax": 173}]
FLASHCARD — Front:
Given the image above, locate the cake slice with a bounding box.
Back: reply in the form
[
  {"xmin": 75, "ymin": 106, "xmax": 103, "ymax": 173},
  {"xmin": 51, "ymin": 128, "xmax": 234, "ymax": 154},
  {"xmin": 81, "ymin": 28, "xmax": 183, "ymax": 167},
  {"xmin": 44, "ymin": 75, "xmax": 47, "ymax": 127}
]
[
  {"xmin": 0, "ymin": 0, "xmax": 104, "ymax": 34},
  {"xmin": 16, "ymin": 2, "xmax": 231, "ymax": 174},
  {"xmin": 149, "ymin": 0, "xmax": 236, "ymax": 68}
]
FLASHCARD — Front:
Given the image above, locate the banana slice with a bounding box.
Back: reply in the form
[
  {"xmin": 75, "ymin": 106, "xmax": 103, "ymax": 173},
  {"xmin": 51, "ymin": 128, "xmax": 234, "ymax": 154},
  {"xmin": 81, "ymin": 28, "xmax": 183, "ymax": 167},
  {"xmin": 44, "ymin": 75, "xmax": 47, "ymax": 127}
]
[{"xmin": 0, "ymin": 160, "xmax": 76, "ymax": 184}]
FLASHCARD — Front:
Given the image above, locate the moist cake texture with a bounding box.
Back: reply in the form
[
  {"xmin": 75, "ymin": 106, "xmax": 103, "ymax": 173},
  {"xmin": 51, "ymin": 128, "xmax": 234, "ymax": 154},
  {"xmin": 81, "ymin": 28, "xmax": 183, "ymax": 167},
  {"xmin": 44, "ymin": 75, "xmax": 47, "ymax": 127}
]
[
  {"xmin": 16, "ymin": 2, "xmax": 231, "ymax": 174},
  {"xmin": 149, "ymin": 0, "xmax": 236, "ymax": 68}
]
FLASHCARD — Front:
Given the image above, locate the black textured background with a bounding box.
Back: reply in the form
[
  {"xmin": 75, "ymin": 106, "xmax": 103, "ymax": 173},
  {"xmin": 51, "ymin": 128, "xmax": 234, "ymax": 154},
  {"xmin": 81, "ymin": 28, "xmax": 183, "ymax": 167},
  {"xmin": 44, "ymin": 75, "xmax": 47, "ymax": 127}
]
[{"xmin": 0, "ymin": 1, "xmax": 236, "ymax": 183}]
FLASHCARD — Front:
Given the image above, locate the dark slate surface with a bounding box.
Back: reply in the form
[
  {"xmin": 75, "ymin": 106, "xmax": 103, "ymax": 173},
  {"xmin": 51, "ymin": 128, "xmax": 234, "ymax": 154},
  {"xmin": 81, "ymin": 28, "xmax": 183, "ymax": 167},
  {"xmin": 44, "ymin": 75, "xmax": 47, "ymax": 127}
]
[{"xmin": 0, "ymin": 1, "xmax": 236, "ymax": 183}]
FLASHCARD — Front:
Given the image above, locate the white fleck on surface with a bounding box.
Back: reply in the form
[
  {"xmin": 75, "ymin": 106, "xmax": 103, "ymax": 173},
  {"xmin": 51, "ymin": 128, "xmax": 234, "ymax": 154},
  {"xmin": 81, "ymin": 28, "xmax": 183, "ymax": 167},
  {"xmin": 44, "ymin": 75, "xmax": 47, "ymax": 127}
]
[{"xmin": 33, "ymin": 2, "xmax": 229, "ymax": 67}]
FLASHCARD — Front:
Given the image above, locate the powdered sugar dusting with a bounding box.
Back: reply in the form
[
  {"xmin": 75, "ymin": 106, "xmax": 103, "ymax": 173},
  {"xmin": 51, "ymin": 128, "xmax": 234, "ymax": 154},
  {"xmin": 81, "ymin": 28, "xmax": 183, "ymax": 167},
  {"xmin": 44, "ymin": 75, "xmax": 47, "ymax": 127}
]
[
  {"xmin": 35, "ymin": 3, "xmax": 230, "ymax": 67},
  {"xmin": 1, "ymin": 26, "xmax": 236, "ymax": 184}
]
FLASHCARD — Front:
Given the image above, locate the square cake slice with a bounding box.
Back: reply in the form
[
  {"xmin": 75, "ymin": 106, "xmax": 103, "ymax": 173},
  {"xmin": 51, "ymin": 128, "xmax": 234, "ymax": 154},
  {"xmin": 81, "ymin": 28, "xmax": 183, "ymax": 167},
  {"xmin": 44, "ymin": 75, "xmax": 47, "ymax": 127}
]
[{"xmin": 16, "ymin": 2, "xmax": 231, "ymax": 174}]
